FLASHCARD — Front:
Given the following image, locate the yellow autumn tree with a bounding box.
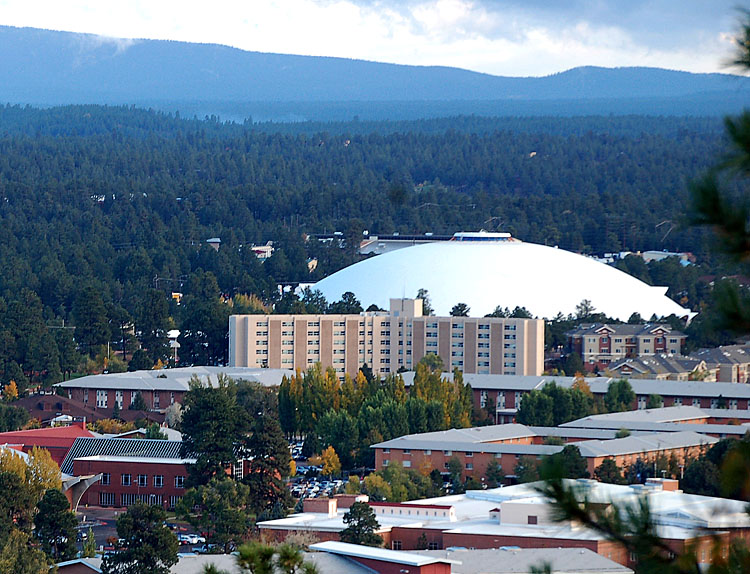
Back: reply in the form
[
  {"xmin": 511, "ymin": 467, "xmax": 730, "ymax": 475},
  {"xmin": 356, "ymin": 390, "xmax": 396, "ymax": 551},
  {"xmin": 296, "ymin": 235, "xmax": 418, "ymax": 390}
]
[
  {"xmin": 26, "ymin": 446, "xmax": 62, "ymax": 498},
  {"xmin": 0, "ymin": 448, "xmax": 28, "ymax": 479},
  {"xmin": 3, "ymin": 380, "xmax": 18, "ymax": 401},
  {"xmin": 572, "ymin": 373, "xmax": 593, "ymax": 397},
  {"xmin": 0, "ymin": 446, "xmax": 61, "ymax": 501},
  {"xmin": 321, "ymin": 446, "xmax": 341, "ymax": 478}
]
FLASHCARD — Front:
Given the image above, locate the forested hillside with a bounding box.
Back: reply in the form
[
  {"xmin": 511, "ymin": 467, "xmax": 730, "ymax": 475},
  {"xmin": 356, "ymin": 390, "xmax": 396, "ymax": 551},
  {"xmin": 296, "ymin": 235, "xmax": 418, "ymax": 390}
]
[{"xmin": 0, "ymin": 105, "xmax": 730, "ymax": 389}]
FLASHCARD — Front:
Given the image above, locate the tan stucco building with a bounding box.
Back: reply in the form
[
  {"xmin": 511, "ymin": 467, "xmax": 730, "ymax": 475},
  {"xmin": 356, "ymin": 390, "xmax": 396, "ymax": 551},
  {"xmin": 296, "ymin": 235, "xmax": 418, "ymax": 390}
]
[{"xmin": 229, "ymin": 298, "xmax": 544, "ymax": 378}]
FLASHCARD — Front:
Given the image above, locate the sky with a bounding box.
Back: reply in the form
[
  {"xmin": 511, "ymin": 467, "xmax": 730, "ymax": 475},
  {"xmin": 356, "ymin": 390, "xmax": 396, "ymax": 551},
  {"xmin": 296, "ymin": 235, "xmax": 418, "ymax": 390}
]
[{"xmin": 0, "ymin": 0, "xmax": 744, "ymax": 77}]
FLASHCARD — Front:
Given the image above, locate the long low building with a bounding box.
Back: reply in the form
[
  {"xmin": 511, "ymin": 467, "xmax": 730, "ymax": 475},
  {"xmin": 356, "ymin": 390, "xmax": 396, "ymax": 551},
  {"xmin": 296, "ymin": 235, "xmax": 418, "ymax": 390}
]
[
  {"xmin": 372, "ymin": 423, "xmax": 716, "ymax": 479},
  {"xmin": 400, "ymin": 373, "xmax": 750, "ymax": 424},
  {"xmin": 54, "ymin": 366, "xmax": 292, "ymax": 419},
  {"xmin": 259, "ymin": 479, "xmax": 750, "ymax": 569},
  {"xmin": 229, "ymin": 298, "xmax": 545, "ymax": 378}
]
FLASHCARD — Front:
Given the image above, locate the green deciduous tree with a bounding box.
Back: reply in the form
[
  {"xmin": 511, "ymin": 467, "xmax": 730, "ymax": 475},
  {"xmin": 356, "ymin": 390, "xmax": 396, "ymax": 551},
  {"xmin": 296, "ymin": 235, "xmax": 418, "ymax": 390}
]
[
  {"xmin": 0, "ymin": 529, "xmax": 49, "ymax": 574},
  {"xmin": 605, "ymin": 379, "xmax": 636, "ymax": 413},
  {"xmin": 646, "ymin": 394, "xmax": 664, "ymax": 409},
  {"xmin": 416, "ymin": 289, "xmax": 434, "ymax": 316},
  {"xmin": 177, "ymin": 477, "xmax": 252, "ymax": 553}
]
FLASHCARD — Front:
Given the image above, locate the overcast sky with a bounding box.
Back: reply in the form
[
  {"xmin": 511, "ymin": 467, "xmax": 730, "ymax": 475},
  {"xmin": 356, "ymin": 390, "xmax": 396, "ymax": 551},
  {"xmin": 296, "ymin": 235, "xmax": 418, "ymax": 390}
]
[{"xmin": 0, "ymin": 0, "xmax": 743, "ymax": 76}]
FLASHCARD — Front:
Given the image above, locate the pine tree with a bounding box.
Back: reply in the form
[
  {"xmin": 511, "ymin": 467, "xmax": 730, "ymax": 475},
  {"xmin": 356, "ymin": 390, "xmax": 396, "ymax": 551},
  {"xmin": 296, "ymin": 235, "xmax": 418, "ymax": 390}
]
[{"xmin": 340, "ymin": 502, "xmax": 383, "ymax": 547}]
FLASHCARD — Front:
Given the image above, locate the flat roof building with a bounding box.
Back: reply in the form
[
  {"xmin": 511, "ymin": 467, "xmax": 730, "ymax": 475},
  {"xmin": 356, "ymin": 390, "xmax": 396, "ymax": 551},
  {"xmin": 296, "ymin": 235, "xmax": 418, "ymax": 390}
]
[
  {"xmin": 229, "ymin": 298, "xmax": 545, "ymax": 378},
  {"xmin": 259, "ymin": 479, "xmax": 750, "ymax": 570}
]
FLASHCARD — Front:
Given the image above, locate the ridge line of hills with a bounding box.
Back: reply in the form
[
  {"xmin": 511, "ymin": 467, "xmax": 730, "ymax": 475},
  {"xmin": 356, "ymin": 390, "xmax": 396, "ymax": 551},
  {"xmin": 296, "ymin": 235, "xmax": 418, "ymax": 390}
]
[{"xmin": 1, "ymin": 25, "xmax": 748, "ymax": 120}]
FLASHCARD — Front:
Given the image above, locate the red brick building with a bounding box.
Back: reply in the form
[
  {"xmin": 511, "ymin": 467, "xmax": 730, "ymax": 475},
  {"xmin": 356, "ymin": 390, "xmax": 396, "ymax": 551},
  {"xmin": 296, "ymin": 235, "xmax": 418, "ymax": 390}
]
[
  {"xmin": 72, "ymin": 455, "xmax": 191, "ymax": 509},
  {"xmin": 372, "ymin": 423, "xmax": 716, "ymax": 481},
  {"xmin": 259, "ymin": 480, "xmax": 750, "ymax": 570}
]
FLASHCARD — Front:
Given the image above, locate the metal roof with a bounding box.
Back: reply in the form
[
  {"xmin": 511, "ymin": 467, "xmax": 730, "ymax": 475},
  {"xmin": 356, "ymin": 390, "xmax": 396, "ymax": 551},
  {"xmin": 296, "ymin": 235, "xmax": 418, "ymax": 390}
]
[
  {"xmin": 405, "ymin": 372, "xmax": 750, "ymax": 400},
  {"xmin": 415, "ymin": 547, "xmax": 633, "ymax": 573},
  {"xmin": 565, "ymin": 405, "xmax": 708, "ymax": 424},
  {"xmin": 560, "ymin": 419, "xmax": 750, "ymax": 436},
  {"xmin": 54, "ymin": 366, "xmax": 294, "ymax": 392},
  {"xmin": 310, "ymin": 541, "xmax": 456, "ymax": 567},
  {"xmin": 373, "ymin": 438, "xmax": 563, "ymax": 456},
  {"xmin": 575, "ymin": 431, "xmax": 717, "ymax": 458},
  {"xmin": 61, "ymin": 437, "xmax": 183, "ymax": 474}
]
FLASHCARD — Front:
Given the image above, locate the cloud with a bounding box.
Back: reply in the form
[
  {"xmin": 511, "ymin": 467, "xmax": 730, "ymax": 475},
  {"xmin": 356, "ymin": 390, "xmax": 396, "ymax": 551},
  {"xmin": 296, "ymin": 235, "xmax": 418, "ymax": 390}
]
[{"xmin": 0, "ymin": 0, "xmax": 741, "ymax": 76}]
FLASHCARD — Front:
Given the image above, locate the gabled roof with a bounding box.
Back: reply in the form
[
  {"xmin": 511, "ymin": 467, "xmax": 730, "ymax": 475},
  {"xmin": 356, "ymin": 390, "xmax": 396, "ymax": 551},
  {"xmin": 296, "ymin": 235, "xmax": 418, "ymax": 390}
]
[
  {"xmin": 608, "ymin": 355, "xmax": 705, "ymax": 376},
  {"xmin": 566, "ymin": 323, "xmax": 685, "ymax": 338},
  {"xmin": 61, "ymin": 437, "xmax": 183, "ymax": 474},
  {"xmin": 53, "ymin": 559, "xmax": 102, "ymax": 573},
  {"xmin": 689, "ymin": 345, "xmax": 750, "ymax": 366}
]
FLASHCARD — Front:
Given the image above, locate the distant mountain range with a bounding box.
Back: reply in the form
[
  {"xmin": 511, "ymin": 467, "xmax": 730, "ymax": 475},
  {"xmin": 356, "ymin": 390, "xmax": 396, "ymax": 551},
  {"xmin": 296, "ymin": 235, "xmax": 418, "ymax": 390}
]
[{"xmin": 1, "ymin": 25, "xmax": 748, "ymax": 120}]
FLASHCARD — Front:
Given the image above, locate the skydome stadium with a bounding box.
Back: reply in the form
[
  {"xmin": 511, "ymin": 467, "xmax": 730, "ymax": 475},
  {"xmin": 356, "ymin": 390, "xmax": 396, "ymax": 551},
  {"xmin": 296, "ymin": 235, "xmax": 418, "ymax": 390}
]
[{"xmin": 313, "ymin": 233, "xmax": 694, "ymax": 321}]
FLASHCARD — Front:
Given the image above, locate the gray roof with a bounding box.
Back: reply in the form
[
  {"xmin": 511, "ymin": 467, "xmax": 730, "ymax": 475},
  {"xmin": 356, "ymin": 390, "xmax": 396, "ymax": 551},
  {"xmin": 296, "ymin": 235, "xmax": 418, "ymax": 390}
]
[
  {"xmin": 403, "ymin": 372, "xmax": 750, "ymax": 400},
  {"xmin": 55, "ymin": 366, "xmax": 294, "ymax": 392},
  {"xmin": 561, "ymin": 419, "xmax": 750, "ymax": 437},
  {"xmin": 373, "ymin": 437, "xmax": 563, "ymax": 457},
  {"xmin": 566, "ymin": 323, "xmax": 684, "ymax": 338},
  {"xmin": 609, "ymin": 355, "xmax": 704, "ymax": 376},
  {"xmin": 564, "ymin": 405, "xmax": 708, "ymax": 424},
  {"xmin": 414, "ymin": 547, "xmax": 633, "ymax": 574},
  {"xmin": 575, "ymin": 431, "xmax": 717, "ymax": 458},
  {"xmin": 61, "ymin": 437, "xmax": 183, "ymax": 475},
  {"xmin": 690, "ymin": 345, "xmax": 750, "ymax": 365},
  {"xmin": 80, "ymin": 554, "xmax": 369, "ymax": 574},
  {"xmin": 374, "ymin": 424, "xmax": 535, "ymax": 446},
  {"xmin": 525, "ymin": 426, "xmax": 652, "ymax": 440}
]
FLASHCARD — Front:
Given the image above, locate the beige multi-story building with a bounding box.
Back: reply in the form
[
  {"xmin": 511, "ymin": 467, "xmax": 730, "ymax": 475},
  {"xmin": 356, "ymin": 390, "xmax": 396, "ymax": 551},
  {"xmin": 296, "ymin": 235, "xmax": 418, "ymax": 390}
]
[
  {"xmin": 229, "ymin": 298, "xmax": 544, "ymax": 378},
  {"xmin": 567, "ymin": 323, "xmax": 686, "ymax": 369}
]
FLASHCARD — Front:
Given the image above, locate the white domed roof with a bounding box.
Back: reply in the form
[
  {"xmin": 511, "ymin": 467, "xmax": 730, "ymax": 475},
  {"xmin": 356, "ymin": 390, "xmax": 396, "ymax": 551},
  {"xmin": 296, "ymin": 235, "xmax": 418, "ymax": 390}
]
[{"xmin": 313, "ymin": 240, "xmax": 693, "ymax": 321}]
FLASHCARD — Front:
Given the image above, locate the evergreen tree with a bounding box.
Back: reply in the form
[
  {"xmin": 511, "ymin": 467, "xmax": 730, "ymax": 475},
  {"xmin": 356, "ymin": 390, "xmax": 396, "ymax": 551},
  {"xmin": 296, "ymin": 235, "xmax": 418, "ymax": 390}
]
[
  {"xmin": 34, "ymin": 488, "xmax": 78, "ymax": 562},
  {"xmin": 73, "ymin": 285, "xmax": 109, "ymax": 356},
  {"xmin": 102, "ymin": 503, "xmax": 178, "ymax": 574},
  {"xmin": 128, "ymin": 349, "xmax": 153, "ymax": 371},
  {"xmin": 180, "ymin": 375, "xmax": 243, "ymax": 486},
  {"xmin": 339, "ymin": 502, "xmax": 383, "ymax": 547},
  {"xmin": 594, "ymin": 458, "xmax": 626, "ymax": 484},
  {"xmin": 242, "ymin": 411, "xmax": 292, "ymax": 515}
]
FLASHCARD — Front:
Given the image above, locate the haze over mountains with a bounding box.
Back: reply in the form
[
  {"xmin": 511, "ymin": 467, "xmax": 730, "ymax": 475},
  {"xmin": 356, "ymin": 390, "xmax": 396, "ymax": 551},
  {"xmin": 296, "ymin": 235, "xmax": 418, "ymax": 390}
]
[{"xmin": 1, "ymin": 25, "xmax": 748, "ymax": 121}]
